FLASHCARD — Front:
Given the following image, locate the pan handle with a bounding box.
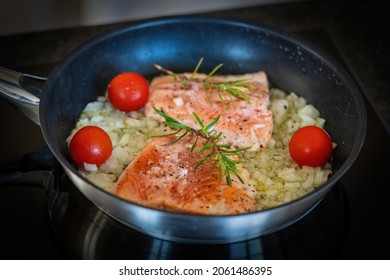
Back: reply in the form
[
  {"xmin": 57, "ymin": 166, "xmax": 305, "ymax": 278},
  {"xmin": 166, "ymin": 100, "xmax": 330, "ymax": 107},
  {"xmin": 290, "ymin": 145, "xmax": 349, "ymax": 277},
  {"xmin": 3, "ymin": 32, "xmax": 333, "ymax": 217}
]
[{"xmin": 0, "ymin": 66, "xmax": 46, "ymax": 126}]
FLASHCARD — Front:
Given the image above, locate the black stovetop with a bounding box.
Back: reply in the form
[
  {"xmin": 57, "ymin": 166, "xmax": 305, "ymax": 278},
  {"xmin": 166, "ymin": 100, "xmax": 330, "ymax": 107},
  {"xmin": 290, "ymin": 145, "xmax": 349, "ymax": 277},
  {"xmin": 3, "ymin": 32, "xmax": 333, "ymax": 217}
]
[{"xmin": 1, "ymin": 19, "xmax": 390, "ymax": 259}]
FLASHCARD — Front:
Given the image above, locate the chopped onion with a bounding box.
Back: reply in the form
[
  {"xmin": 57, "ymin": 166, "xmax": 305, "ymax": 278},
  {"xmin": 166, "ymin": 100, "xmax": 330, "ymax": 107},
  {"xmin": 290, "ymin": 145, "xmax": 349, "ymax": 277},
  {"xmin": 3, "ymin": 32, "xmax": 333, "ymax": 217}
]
[{"xmin": 84, "ymin": 163, "xmax": 98, "ymax": 172}]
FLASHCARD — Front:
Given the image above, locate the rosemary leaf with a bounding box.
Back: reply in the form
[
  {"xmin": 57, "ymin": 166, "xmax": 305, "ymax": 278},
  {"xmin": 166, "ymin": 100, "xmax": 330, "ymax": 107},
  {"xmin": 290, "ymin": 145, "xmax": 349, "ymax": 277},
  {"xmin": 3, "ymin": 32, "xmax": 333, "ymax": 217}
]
[
  {"xmin": 192, "ymin": 112, "xmax": 206, "ymax": 130},
  {"xmin": 163, "ymin": 130, "xmax": 189, "ymax": 146},
  {"xmin": 217, "ymin": 143, "xmax": 231, "ymax": 149},
  {"xmin": 153, "ymin": 107, "xmax": 183, "ymax": 125},
  {"xmin": 163, "ymin": 121, "xmax": 190, "ymax": 130},
  {"xmin": 190, "ymin": 136, "xmax": 199, "ymax": 152},
  {"xmin": 198, "ymin": 143, "xmax": 213, "ymax": 154},
  {"xmin": 214, "ymin": 131, "xmax": 223, "ymax": 141},
  {"xmin": 192, "ymin": 57, "xmax": 203, "ymax": 76},
  {"xmin": 206, "ymin": 63, "xmax": 223, "ymax": 79}
]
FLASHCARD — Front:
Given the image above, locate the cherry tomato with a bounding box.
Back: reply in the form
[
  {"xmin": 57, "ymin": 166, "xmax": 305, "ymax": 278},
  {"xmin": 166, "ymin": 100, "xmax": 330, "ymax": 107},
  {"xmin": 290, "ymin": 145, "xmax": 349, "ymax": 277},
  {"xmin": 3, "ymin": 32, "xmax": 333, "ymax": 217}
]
[
  {"xmin": 69, "ymin": 126, "xmax": 112, "ymax": 167},
  {"xmin": 289, "ymin": 125, "xmax": 333, "ymax": 167},
  {"xmin": 107, "ymin": 72, "xmax": 149, "ymax": 112}
]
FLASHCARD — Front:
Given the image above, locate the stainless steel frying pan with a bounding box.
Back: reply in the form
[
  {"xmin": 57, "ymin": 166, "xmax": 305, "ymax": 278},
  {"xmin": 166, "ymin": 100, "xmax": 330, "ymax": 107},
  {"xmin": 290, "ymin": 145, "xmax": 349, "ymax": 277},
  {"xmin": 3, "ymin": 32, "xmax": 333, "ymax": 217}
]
[{"xmin": 0, "ymin": 16, "xmax": 366, "ymax": 243}]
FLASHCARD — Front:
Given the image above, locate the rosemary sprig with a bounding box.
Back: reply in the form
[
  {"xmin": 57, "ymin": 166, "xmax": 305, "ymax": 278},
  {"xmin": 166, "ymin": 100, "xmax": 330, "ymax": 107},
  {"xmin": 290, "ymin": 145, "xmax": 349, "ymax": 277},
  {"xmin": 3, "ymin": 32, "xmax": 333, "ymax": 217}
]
[
  {"xmin": 152, "ymin": 107, "xmax": 250, "ymax": 186},
  {"xmin": 153, "ymin": 58, "xmax": 254, "ymax": 109}
]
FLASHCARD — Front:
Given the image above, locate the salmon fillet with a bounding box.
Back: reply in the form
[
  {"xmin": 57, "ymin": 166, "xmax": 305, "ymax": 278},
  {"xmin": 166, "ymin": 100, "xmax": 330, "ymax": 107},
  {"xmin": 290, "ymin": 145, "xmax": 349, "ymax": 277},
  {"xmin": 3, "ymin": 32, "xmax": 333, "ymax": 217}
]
[
  {"xmin": 144, "ymin": 71, "xmax": 273, "ymax": 151},
  {"xmin": 112, "ymin": 136, "xmax": 257, "ymax": 215}
]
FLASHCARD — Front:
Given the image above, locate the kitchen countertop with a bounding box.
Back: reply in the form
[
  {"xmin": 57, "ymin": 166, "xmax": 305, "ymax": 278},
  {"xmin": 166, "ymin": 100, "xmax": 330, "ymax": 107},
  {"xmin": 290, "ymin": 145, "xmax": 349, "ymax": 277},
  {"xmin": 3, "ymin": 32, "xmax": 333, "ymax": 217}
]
[{"xmin": 0, "ymin": 0, "xmax": 389, "ymax": 164}]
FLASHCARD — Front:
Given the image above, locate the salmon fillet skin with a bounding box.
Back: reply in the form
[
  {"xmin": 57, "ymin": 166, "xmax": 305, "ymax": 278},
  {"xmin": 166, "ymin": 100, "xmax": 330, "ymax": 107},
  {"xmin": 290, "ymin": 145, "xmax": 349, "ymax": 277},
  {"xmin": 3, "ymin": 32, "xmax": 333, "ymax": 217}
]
[{"xmin": 144, "ymin": 71, "xmax": 273, "ymax": 151}]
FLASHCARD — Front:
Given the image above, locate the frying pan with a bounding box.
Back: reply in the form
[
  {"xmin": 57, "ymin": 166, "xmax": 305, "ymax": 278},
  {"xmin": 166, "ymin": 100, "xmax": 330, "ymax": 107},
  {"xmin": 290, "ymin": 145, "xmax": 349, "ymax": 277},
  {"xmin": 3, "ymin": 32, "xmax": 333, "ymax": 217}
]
[{"xmin": 0, "ymin": 16, "xmax": 366, "ymax": 243}]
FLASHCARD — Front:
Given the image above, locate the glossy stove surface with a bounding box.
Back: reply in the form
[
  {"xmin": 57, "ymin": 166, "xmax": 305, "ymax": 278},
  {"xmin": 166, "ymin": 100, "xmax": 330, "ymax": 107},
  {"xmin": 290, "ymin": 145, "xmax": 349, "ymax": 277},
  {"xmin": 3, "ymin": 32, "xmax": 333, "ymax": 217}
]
[{"xmin": 1, "ymin": 27, "xmax": 390, "ymax": 260}]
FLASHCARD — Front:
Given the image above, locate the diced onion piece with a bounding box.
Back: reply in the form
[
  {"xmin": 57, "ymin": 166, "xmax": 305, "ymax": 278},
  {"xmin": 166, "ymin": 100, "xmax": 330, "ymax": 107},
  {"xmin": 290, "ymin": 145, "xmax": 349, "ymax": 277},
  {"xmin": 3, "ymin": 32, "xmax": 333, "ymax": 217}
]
[{"xmin": 84, "ymin": 163, "xmax": 98, "ymax": 172}]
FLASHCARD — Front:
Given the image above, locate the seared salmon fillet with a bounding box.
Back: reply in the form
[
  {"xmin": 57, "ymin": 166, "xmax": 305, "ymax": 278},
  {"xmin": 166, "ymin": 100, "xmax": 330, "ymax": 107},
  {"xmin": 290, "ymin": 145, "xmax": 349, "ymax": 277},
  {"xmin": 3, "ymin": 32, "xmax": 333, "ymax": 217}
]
[
  {"xmin": 112, "ymin": 136, "xmax": 257, "ymax": 215},
  {"xmin": 145, "ymin": 71, "xmax": 273, "ymax": 151}
]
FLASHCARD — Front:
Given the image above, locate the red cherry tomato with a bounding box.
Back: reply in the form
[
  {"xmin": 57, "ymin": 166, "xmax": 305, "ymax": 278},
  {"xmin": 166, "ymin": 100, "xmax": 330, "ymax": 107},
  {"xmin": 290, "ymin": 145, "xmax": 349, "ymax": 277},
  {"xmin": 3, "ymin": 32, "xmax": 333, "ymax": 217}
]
[
  {"xmin": 289, "ymin": 125, "xmax": 333, "ymax": 167},
  {"xmin": 69, "ymin": 126, "xmax": 112, "ymax": 167},
  {"xmin": 107, "ymin": 72, "xmax": 149, "ymax": 112}
]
